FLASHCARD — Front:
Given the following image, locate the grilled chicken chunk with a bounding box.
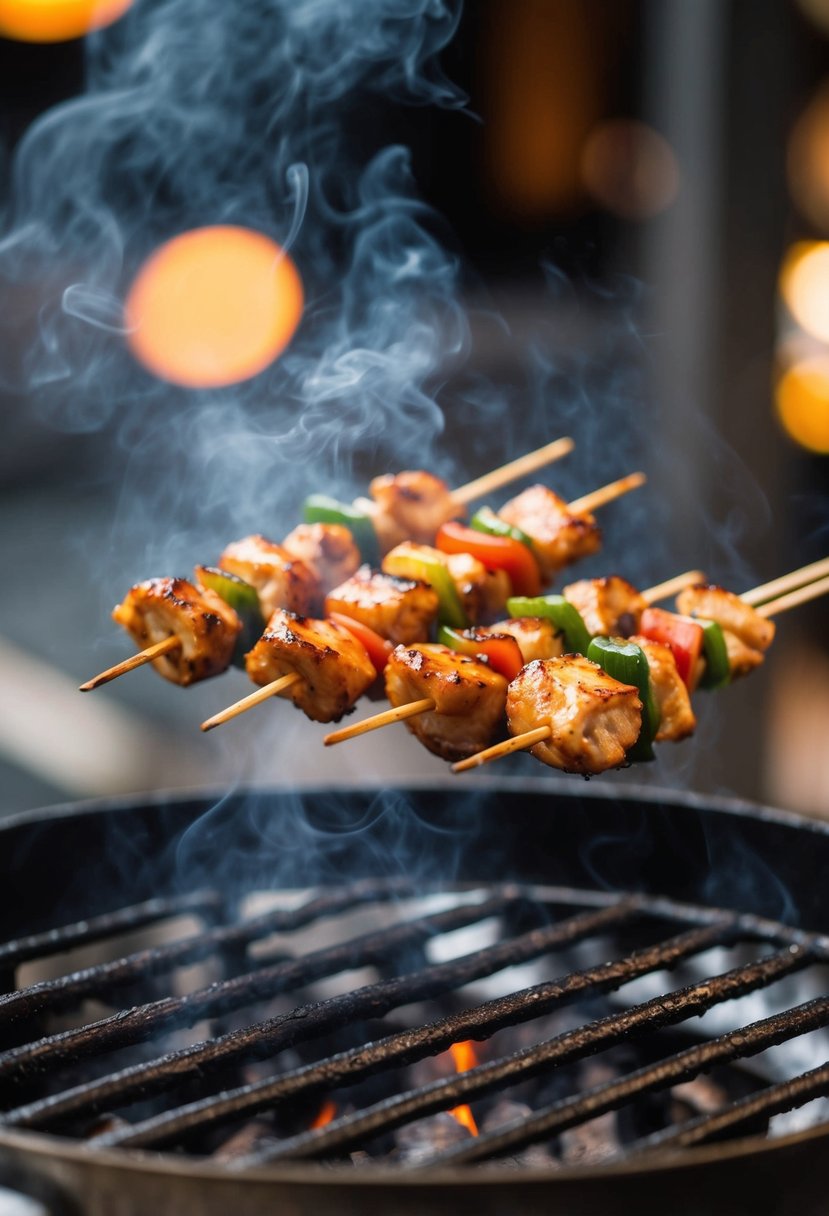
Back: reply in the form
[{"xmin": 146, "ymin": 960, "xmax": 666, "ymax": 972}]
[
  {"xmin": 629, "ymin": 635, "xmax": 696, "ymax": 742},
  {"xmin": 219, "ymin": 535, "xmax": 317, "ymax": 619},
  {"xmin": 676, "ymin": 583, "xmax": 775, "ymax": 680},
  {"xmin": 445, "ymin": 552, "xmax": 511, "ymax": 624},
  {"xmin": 488, "ymin": 617, "xmax": 565, "ymax": 663},
  {"xmin": 498, "ymin": 485, "xmax": 601, "ymax": 582},
  {"xmin": 325, "ymin": 566, "xmax": 439, "ymax": 645},
  {"xmin": 281, "ymin": 523, "xmax": 361, "ymax": 611},
  {"xmin": 563, "ymin": 576, "xmax": 646, "ymax": 638},
  {"xmin": 722, "ymin": 632, "xmax": 765, "ymax": 679},
  {"xmin": 676, "ymin": 584, "xmax": 775, "ymax": 651},
  {"xmin": 112, "ymin": 577, "xmax": 240, "ymax": 686},
  {"xmin": 365, "ymin": 470, "xmax": 459, "ymax": 553},
  {"xmin": 384, "ymin": 643, "xmax": 508, "ymax": 762},
  {"xmin": 245, "ymin": 610, "xmax": 376, "ymax": 723},
  {"xmin": 506, "ymin": 656, "xmax": 642, "ymax": 774}
]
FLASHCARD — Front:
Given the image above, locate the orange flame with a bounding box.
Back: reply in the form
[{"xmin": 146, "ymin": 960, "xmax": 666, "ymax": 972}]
[
  {"xmin": 125, "ymin": 225, "xmax": 303, "ymax": 388},
  {"xmin": 309, "ymin": 1099, "xmax": 337, "ymax": 1130},
  {"xmin": 447, "ymin": 1040, "xmax": 479, "ymax": 1136}
]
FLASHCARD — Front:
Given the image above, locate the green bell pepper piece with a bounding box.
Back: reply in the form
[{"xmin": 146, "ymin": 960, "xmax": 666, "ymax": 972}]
[
  {"xmin": 470, "ymin": 506, "xmax": 534, "ymax": 550},
  {"xmin": 302, "ymin": 494, "xmax": 380, "ymax": 566},
  {"xmin": 507, "ymin": 594, "xmax": 591, "ymax": 655},
  {"xmin": 196, "ymin": 566, "xmax": 265, "ymax": 668},
  {"xmin": 697, "ymin": 618, "xmax": 731, "ymax": 689},
  {"xmin": 586, "ymin": 635, "xmax": 660, "ymax": 762},
  {"xmin": 383, "ymin": 543, "xmax": 468, "ymax": 629}
]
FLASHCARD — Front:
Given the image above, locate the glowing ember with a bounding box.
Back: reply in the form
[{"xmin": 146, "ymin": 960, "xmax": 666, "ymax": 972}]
[
  {"xmin": 0, "ymin": 0, "xmax": 132, "ymax": 42},
  {"xmin": 309, "ymin": 1099, "xmax": 337, "ymax": 1130},
  {"xmin": 125, "ymin": 225, "xmax": 303, "ymax": 388},
  {"xmin": 447, "ymin": 1040, "xmax": 479, "ymax": 1136}
]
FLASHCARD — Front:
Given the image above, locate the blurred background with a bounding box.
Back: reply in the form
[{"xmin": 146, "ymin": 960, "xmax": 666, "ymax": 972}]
[{"xmin": 0, "ymin": 0, "xmax": 827, "ymax": 819}]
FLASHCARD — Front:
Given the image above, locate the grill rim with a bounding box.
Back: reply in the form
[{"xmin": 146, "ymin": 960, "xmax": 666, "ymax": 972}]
[
  {"xmin": 2, "ymin": 779, "xmax": 829, "ymax": 1188},
  {"xmin": 5, "ymin": 775, "xmax": 828, "ymax": 840},
  {"xmin": 4, "ymin": 1114, "xmax": 829, "ymax": 1187}
]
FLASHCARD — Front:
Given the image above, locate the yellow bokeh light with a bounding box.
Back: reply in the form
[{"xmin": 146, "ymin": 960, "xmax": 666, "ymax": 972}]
[
  {"xmin": 0, "ymin": 0, "xmax": 132, "ymax": 42},
  {"xmin": 776, "ymin": 358, "xmax": 829, "ymax": 454},
  {"xmin": 779, "ymin": 241, "xmax": 829, "ymax": 344},
  {"xmin": 125, "ymin": 226, "xmax": 304, "ymax": 389}
]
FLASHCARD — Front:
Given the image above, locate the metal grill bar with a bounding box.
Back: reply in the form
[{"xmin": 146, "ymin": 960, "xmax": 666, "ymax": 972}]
[
  {"xmin": 94, "ymin": 919, "xmax": 737, "ymax": 1150},
  {"xmin": 0, "ymin": 892, "xmax": 222, "ymax": 972},
  {"xmin": 0, "ymin": 878, "xmax": 437, "ymax": 1028},
  {"xmin": 631, "ymin": 1059, "xmax": 829, "ymax": 1155},
  {"xmin": 427, "ymin": 999, "xmax": 829, "ymax": 1165},
  {"xmin": 2, "ymin": 901, "xmax": 633, "ymax": 1129},
  {"xmin": 0, "ymin": 894, "xmax": 517, "ymax": 1087},
  {"xmin": 242, "ymin": 944, "xmax": 812, "ymax": 1165}
]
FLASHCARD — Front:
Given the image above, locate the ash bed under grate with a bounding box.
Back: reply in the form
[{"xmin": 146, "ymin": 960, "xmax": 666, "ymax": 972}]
[{"xmin": 2, "ymin": 874, "xmax": 828, "ymax": 1170}]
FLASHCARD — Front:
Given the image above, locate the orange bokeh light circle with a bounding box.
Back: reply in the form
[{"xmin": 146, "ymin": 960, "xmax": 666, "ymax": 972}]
[
  {"xmin": 776, "ymin": 358, "xmax": 829, "ymax": 454},
  {"xmin": 0, "ymin": 0, "xmax": 132, "ymax": 42},
  {"xmin": 125, "ymin": 225, "xmax": 304, "ymax": 389}
]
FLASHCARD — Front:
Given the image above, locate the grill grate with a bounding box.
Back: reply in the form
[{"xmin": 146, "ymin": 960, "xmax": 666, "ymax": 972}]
[{"xmin": 1, "ymin": 878, "xmax": 828, "ymax": 1170}]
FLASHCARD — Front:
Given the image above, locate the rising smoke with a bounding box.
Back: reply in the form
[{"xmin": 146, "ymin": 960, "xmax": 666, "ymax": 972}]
[{"xmin": 0, "ymin": 0, "xmax": 477, "ymax": 575}]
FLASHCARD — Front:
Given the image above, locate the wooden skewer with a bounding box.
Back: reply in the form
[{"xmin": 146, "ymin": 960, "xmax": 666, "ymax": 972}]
[
  {"xmin": 452, "ymin": 726, "xmax": 551, "ymax": 773},
  {"xmin": 450, "ymin": 437, "xmax": 574, "ymax": 506},
  {"xmin": 200, "ymin": 672, "xmax": 301, "ymax": 732},
  {"xmin": 323, "ymin": 698, "xmax": 436, "ymax": 746},
  {"xmin": 755, "ymin": 574, "xmax": 829, "ymax": 619},
  {"xmin": 79, "ymin": 636, "xmax": 181, "ymax": 692},
  {"xmin": 641, "ymin": 570, "xmax": 706, "ymax": 605},
  {"xmin": 742, "ymin": 557, "xmax": 829, "ymax": 607},
  {"xmin": 567, "ymin": 471, "xmax": 646, "ymax": 515}
]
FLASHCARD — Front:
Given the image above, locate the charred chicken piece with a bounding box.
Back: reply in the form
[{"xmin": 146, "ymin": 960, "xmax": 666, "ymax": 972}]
[
  {"xmin": 676, "ymin": 583, "xmax": 775, "ymax": 679},
  {"xmin": 325, "ymin": 566, "xmax": 438, "ymax": 646},
  {"xmin": 676, "ymin": 584, "xmax": 776, "ymax": 651},
  {"xmin": 219, "ymin": 535, "xmax": 317, "ymax": 619},
  {"xmin": 507, "ymin": 655, "xmax": 642, "ymax": 774},
  {"xmin": 245, "ymin": 609, "xmax": 376, "ymax": 723},
  {"xmin": 384, "ymin": 643, "xmax": 508, "ymax": 762},
  {"xmin": 112, "ymin": 577, "xmax": 241, "ymax": 686},
  {"xmin": 282, "ymin": 523, "xmax": 362, "ymax": 612},
  {"xmin": 445, "ymin": 552, "xmax": 512, "ymax": 624},
  {"xmin": 563, "ymin": 576, "xmax": 647, "ymax": 638},
  {"xmin": 498, "ymin": 485, "xmax": 601, "ymax": 582},
  {"xmin": 488, "ymin": 617, "xmax": 565, "ymax": 663},
  {"xmin": 359, "ymin": 470, "xmax": 459, "ymax": 553},
  {"xmin": 628, "ymin": 635, "xmax": 696, "ymax": 742}
]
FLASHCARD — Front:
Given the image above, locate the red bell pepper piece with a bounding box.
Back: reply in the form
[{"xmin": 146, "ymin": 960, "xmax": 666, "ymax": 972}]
[
  {"xmin": 638, "ymin": 606, "xmax": 704, "ymax": 689},
  {"xmin": 329, "ymin": 613, "xmax": 394, "ymax": 674},
  {"xmin": 437, "ymin": 626, "xmax": 524, "ymax": 682},
  {"xmin": 434, "ymin": 521, "xmax": 542, "ymax": 597}
]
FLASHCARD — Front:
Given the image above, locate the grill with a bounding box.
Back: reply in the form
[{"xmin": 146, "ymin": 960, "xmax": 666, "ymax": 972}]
[{"xmin": 1, "ymin": 780, "xmax": 828, "ymax": 1216}]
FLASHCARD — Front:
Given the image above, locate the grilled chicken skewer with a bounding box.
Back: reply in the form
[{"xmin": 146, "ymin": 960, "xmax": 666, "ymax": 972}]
[
  {"xmin": 80, "ymin": 444, "xmax": 573, "ymax": 693},
  {"xmin": 453, "ymin": 571, "xmax": 829, "ymax": 776},
  {"xmin": 349, "ymin": 438, "xmax": 574, "ymax": 554},
  {"xmin": 323, "ymin": 570, "xmax": 703, "ymax": 751},
  {"xmin": 376, "ymin": 471, "xmax": 647, "ymax": 627},
  {"xmin": 198, "ymin": 471, "xmax": 647, "ymax": 728}
]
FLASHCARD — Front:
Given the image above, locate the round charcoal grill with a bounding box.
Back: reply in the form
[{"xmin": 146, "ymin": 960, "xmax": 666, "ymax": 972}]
[{"xmin": 0, "ymin": 780, "xmax": 828, "ymax": 1216}]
